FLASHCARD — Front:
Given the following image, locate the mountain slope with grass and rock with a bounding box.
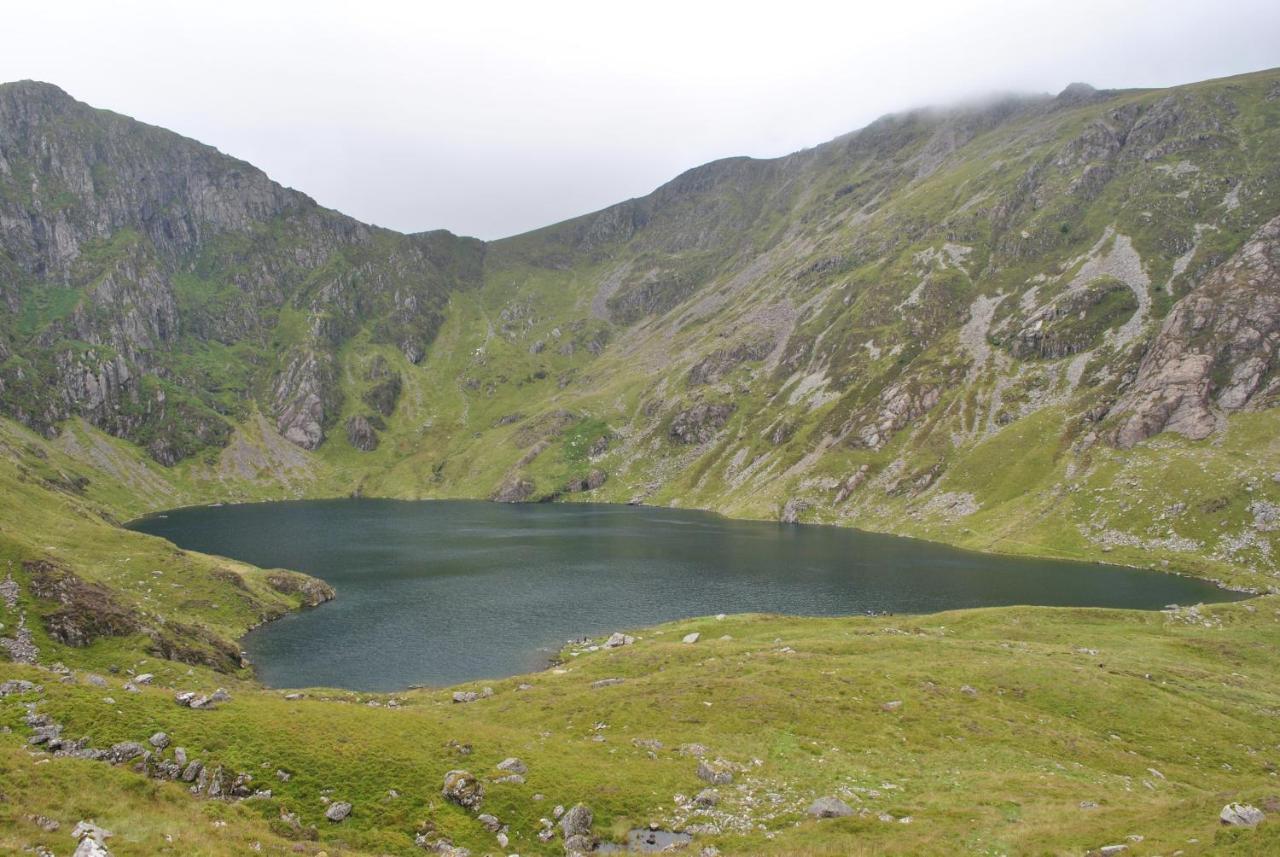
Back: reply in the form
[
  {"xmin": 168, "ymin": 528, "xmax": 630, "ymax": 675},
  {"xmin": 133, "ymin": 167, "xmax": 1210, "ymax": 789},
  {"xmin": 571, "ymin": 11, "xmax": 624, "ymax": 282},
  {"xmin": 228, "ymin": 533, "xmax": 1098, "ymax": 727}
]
[{"xmin": 2, "ymin": 67, "xmax": 1280, "ymax": 855}]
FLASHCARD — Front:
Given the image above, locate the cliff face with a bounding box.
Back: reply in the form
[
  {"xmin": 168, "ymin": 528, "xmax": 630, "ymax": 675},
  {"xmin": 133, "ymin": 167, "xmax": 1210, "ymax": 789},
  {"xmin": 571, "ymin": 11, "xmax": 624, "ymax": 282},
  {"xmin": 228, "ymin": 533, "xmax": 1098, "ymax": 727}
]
[{"xmin": 0, "ymin": 81, "xmax": 482, "ymax": 461}]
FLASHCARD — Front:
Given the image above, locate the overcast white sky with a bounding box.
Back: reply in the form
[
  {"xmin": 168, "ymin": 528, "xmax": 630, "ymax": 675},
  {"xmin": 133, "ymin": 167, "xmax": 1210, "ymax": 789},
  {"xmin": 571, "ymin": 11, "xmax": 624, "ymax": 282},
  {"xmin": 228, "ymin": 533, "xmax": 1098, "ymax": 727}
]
[{"xmin": 3, "ymin": 1, "xmax": 1278, "ymax": 239}]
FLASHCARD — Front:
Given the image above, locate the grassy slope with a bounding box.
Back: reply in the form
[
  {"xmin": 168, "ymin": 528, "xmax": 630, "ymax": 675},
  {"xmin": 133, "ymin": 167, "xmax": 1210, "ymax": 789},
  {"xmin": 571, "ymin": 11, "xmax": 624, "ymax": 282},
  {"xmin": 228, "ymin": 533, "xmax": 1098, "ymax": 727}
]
[{"xmin": 5, "ymin": 601, "xmax": 1280, "ymax": 855}]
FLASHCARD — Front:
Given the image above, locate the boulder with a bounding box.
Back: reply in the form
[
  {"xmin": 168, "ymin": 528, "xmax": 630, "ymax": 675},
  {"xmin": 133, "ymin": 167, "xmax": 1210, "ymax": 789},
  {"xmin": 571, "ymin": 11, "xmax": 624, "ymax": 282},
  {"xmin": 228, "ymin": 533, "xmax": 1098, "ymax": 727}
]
[
  {"xmin": 106, "ymin": 741, "xmax": 146, "ymax": 763},
  {"xmin": 1221, "ymin": 803, "xmax": 1265, "ymax": 827},
  {"xmin": 693, "ymin": 788, "xmax": 719, "ymax": 808},
  {"xmin": 477, "ymin": 813, "xmax": 502, "ymax": 832},
  {"xmin": 807, "ymin": 796, "xmax": 854, "ymax": 818},
  {"xmin": 325, "ymin": 801, "xmax": 352, "ymax": 822},
  {"xmin": 682, "ymin": 632, "xmax": 700, "ymax": 644},
  {"xmin": 696, "ymin": 760, "xmax": 733, "ymax": 785},
  {"xmin": 560, "ymin": 803, "xmax": 593, "ymax": 840},
  {"xmin": 496, "ymin": 757, "xmax": 527, "ymax": 775},
  {"xmin": 0, "ymin": 679, "xmax": 38, "ymax": 696},
  {"xmin": 442, "ymin": 769, "xmax": 484, "ymax": 810},
  {"xmin": 604, "ymin": 632, "xmax": 634, "ymax": 648},
  {"xmin": 149, "ymin": 731, "xmax": 170, "ymax": 749}
]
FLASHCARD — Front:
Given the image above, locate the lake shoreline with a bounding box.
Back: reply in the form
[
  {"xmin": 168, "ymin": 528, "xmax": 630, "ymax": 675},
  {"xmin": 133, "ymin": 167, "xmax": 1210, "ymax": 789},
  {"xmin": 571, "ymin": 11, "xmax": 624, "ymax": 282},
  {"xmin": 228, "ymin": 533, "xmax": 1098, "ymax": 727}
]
[{"xmin": 130, "ymin": 498, "xmax": 1248, "ymax": 693}]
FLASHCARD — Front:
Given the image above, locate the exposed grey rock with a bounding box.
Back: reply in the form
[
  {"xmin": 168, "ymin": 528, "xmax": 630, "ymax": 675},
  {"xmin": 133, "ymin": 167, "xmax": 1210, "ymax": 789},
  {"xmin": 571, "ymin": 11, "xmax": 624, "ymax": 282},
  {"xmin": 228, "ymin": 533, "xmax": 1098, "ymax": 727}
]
[
  {"xmin": 346, "ymin": 414, "xmax": 380, "ymax": 452},
  {"xmin": 669, "ymin": 402, "xmax": 736, "ymax": 445},
  {"xmin": 148, "ymin": 731, "xmax": 169, "ymax": 749},
  {"xmin": 682, "ymin": 632, "xmax": 700, "ymax": 644},
  {"xmin": 442, "ymin": 769, "xmax": 484, "ymax": 810},
  {"xmin": 808, "ymin": 796, "xmax": 855, "ymax": 818},
  {"xmin": 496, "ymin": 757, "xmax": 527, "ymax": 775},
  {"xmin": 693, "ymin": 788, "xmax": 719, "ymax": 807},
  {"xmin": 476, "ymin": 813, "xmax": 501, "ymax": 832},
  {"xmin": 591, "ymin": 678, "xmax": 625, "ymax": 689},
  {"xmin": 265, "ymin": 571, "xmax": 335, "ymax": 607},
  {"xmin": 604, "ymin": 632, "xmax": 634, "ymax": 648},
  {"xmin": 1221, "ymin": 802, "xmax": 1265, "ymax": 826},
  {"xmin": 105, "ymin": 741, "xmax": 145, "ymax": 763},
  {"xmin": 1111, "ymin": 215, "xmax": 1280, "ymax": 447},
  {"xmin": 491, "ymin": 478, "xmax": 535, "ymax": 503},
  {"xmin": 325, "ymin": 801, "xmax": 352, "ymax": 822},
  {"xmin": 560, "ymin": 803, "xmax": 593, "ymax": 841},
  {"xmin": 564, "ymin": 468, "xmax": 608, "ymax": 493},
  {"xmin": 696, "ymin": 760, "xmax": 733, "ymax": 785},
  {"xmin": 0, "ymin": 679, "xmax": 38, "ymax": 696}
]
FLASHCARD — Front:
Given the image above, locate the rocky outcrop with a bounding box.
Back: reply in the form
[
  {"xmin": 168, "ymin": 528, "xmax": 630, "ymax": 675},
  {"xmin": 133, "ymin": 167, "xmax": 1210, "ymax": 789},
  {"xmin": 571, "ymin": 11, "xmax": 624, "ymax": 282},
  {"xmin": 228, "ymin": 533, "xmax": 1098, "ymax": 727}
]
[
  {"xmin": 362, "ymin": 373, "xmax": 402, "ymax": 417},
  {"xmin": 24, "ymin": 559, "xmax": 140, "ymax": 647},
  {"xmin": 1002, "ymin": 277, "xmax": 1137, "ymax": 360},
  {"xmin": 687, "ymin": 334, "xmax": 775, "ymax": 386},
  {"xmin": 264, "ymin": 571, "xmax": 336, "ymax": 608},
  {"xmin": 564, "ymin": 469, "xmax": 607, "ymax": 493},
  {"xmin": 1110, "ymin": 215, "xmax": 1280, "ymax": 447},
  {"xmin": 492, "ymin": 478, "xmax": 535, "ymax": 503},
  {"xmin": 0, "ymin": 81, "xmax": 479, "ymax": 462},
  {"xmin": 849, "ymin": 381, "xmax": 943, "ymax": 449},
  {"xmin": 669, "ymin": 402, "xmax": 736, "ymax": 444},
  {"xmin": 273, "ymin": 351, "xmax": 338, "ymax": 450},
  {"xmin": 345, "ymin": 415, "xmax": 379, "ymax": 452}
]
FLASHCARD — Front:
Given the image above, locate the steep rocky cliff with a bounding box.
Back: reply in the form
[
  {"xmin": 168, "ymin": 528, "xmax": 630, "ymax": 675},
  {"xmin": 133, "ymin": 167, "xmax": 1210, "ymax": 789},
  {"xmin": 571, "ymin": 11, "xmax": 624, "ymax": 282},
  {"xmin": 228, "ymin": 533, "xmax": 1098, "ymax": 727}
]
[{"xmin": 0, "ymin": 81, "xmax": 482, "ymax": 462}]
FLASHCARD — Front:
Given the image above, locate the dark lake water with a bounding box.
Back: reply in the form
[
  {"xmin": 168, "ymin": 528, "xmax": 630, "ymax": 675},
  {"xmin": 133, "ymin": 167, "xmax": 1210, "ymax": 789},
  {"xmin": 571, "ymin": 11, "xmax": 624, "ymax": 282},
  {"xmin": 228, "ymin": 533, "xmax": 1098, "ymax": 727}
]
[{"xmin": 129, "ymin": 499, "xmax": 1239, "ymax": 691}]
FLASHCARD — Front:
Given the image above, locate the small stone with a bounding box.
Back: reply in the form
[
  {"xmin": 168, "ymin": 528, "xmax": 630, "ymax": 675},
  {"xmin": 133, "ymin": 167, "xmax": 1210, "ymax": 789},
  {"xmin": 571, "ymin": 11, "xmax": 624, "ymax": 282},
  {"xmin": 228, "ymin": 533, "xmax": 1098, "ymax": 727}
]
[
  {"xmin": 1221, "ymin": 802, "xmax": 1265, "ymax": 826},
  {"xmin": 325, "ymin": 802, "xmax": 352, "ymax": 822},
  {"xmin": 807, "ymin": 796, "xmax": 854, "ymax": 818},
  {"xmin": 1096, "ymin": 846, "xmax": 1127, "ymax": 857},
  {"xmin": 693, "ymin": 788, "xmax": 719, "ymax": 808},
  {"xmin": 149, "ymin": 732, "xmax": 170, "ymax": 750},
  {"xmin": 959, "ymin": 685, "xmax": 978, "ymax": 697},
  {"xmin": 881, "ymin": 700, "xmax": 903, "ymax": 712},
  {"xmin": 477, "ymin": 813, "xmax": 501, "ymax": 832},
  {"xmin": 133, "ymin": 673, "xmax": 154, "ymax": 684},
  {"xmin": 85, "ymin": 674, "xmax": 108, "ymax": 688},
  {"xmin": 452, "ymin": 691, "xmax": 479, "ymax": 704},
  {"xmin": 591, "ymin": 678, "xmax": 625, "ymax": 689},
  {"xmin": 682, "ymin": 632, "xmax": 700, "ymax": 644}
]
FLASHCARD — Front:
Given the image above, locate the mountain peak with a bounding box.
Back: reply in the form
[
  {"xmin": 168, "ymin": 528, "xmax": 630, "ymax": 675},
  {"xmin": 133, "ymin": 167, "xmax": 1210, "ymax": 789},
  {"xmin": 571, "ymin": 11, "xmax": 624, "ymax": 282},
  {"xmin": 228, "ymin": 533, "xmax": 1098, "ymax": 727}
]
[{"xmin": 1056, "ymin": 81, "xmax": 1099, "ymax": 103}]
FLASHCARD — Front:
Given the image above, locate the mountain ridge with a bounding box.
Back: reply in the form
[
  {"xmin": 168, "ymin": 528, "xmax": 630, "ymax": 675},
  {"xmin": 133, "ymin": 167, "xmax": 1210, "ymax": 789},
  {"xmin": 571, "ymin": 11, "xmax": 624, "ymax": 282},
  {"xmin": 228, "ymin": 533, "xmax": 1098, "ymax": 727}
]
[{"xmin": 0, "ymin": 66, "xmax": 1278, "ymax": 589}]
